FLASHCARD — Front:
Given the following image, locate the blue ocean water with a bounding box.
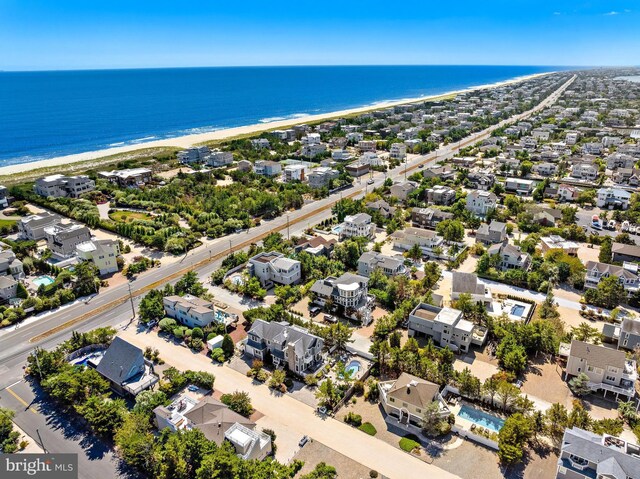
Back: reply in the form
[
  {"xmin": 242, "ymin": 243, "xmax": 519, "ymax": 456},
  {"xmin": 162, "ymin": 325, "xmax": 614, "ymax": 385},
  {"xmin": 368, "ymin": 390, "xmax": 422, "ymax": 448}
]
[{"xmin": 0, "ymin": 65, "xmax": 565, "ymax": 166}]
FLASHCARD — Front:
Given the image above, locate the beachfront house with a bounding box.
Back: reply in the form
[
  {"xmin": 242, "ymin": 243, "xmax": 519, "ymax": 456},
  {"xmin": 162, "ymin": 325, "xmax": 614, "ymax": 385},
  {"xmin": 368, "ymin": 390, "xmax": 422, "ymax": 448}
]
[
  {"xmin": 97, "ymin": 168, "xmax": 152, "ymax": 187},
  {"xmin": 254, "ymin": 160, "xmax": 282, "ymax": 177},
  {"xmin": 34, "ymin": 174, "xmax": 95, "ymax": 198},
  {"xmin": 18, "ymin": 212, "xmax": 62, "ymax": 241}
]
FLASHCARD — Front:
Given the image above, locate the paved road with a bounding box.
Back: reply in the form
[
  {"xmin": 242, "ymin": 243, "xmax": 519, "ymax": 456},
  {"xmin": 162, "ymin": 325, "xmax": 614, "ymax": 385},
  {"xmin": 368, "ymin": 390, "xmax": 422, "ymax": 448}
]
[{"xmin": 0, "ymin": 74, "xmax": 575, "ymax": 476}]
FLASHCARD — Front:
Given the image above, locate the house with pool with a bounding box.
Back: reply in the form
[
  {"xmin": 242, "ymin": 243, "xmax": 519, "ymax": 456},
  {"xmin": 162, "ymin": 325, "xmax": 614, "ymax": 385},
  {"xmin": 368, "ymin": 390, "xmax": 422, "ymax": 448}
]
[
  {"xmin": 378, "ymin": 373, "xmax": 450, "ymax": 427},
  {"xmin": 244, "ymin": 319, "xmax": 324, "ymax": 375}
]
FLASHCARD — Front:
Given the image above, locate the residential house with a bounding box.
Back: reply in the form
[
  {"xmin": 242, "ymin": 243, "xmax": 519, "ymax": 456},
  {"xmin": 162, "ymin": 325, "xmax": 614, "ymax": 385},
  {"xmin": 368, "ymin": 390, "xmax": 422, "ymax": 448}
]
[
  {"xmin": 570, "ymin": 163, "xmax": 599, "ymax": 181},
  {"xmin": 301, "ymin": 133, "xmax": 321, "ymax": 145},
  {"xmin": 34, "ymin": 175, "xmax": 95, "ymax": 198},
  {"xmin": 564, "ymin": 340, "xmax": 637, "ymax": 399},
  {"xmin": 331, "ymin": 149, "xmax": 353, "ymax": 161},
  {"xmin": 389, "ymin": 181, "xmax": 418, "ymax": 202},
  {"xmin": 177, "ymin": 146, "xmax": 210, "ymax": 164},
  {"xmin": 596, "ymin": 188, "xmax": 631, "ymax": 209},
  {"xmin": 154, "ymin": 395, "xmax": 271, "ymax": 460},
  {"xmin": 606, "ymin": 153, "xmax": 636, "ymax": 170},
  {"xmin": 391, "ymin": 227, "xmax": 444, "ymax": 256},
  {"xmin": 308, "ymin": 167, "xmax": 339, "ymax": 189},
  {"xmin": 476, "ymin": 220, "xmax": 507, "ymax": 245},
  {"xmin": 612, "ymin": 168, "xmax": 640, "ymax": 186},
  {"xmin": 0, "ymin": 186, "xmax": 8, "ymax": 209},
  {"xmin": 0, "ymin": 276, "xmax": 18, "ymax": 301},
  {"xmin": 163, "ymin": 294, "xmax": 217, "ymax": 328},
  {"xmin": 340, "ymin": 213, "xmax": 375, "ymax": 240},
  {"xmin": 531, "ymin": 128, "xmax": 550, "ymax": 141},
  {"xmin": 532, "ymin": 162, "xmax": 557, "ymax": 176},
  {"xmin": 248, "ymin": 252, "xmax": 302, "ymax": 288},
  {"xmin": 465, "ymin": 191, "xmax": 498, "ymax": 216},
  {"xmin": 310, "ymin": 273, "xmax": 372, "ymax": 324},
  {"xmin": 357, "ymin": 140, "xmax": 376, "ymax": 153},
  {"xmin": 95, "ymin": 337, "xmax": 158, "ymax": 396},
  {"xmin": 540, "ymin": 236, "xmax": 579, "ymax": 256},
  {"xmin": 345, "ymin": 160, "xmax": 370, "ymax": 177},
  {"xmin": 487, "ymin": 241, "xmax": 531, "ymax": 271},
  {"xmin": 411, "ymin": 207, "xmax": 454, "ymax": 229},
  {"xmin": 19, "ymin": 212, "xmax": 62, "ymax": 240},
  {"xmin": 378, "ymin": 373, "xmax": 450, "ymax": 426},
  {"xmin": 556, "ymin": 427, "xmax": 640, "ymax": 479},
  {"xmin": 603, "ymin": 316, "xmax": 640, "ymax": 352},
  {"xmin": 451, "ymin": 272, "xmax": 492, "ymax": 306},
  {"xmin": 301, "ymin": 143, "xmax": 326, "ymax": 158},
  {"xmin": 423, "ymin": 165, "xmax": 456, "ymax": 181},
  {"xmin": 366, "ymin": 200, "xmax": 396, "ymax": 219},
  {"xmin": 283, "ymin": 164, "xmax": 309, "ymax": 182},
  {"xmin": 581, "ymin": 143, "xmax": 603, "ymax": 155},
  {"xmin": 44, "ymin": 223, "xmax": 92, "ymax": 258},
  {"xmin": 565, "ymin": 132, "xmax": 579, "ymax": 145},
  {"xmin": 76, "ymin": 239, "xmax": 120, "ymax": 275},
  {"xmin": 0, "ymin": 249, "xmax": 24, "ymax": 279},
  {"xmin": 254, "ymin": 160, "xmax": 282, "ymax": 177},
  {"xmin": 557, "ymin": 184, "xmax": 580, "ymax": 202},
  {"xmin": 250, "ymin": 138, "xmax": 271, "ymax": 149},
  {"xmin": 426, "ymin": 185, "xmax": 456, "ymax": 206},
  {"xmin": 389, "ymin": 143, "xmax": 407, "ymax": 160},
  {"xmin": 612, "ymin": 243, "xmax": 640, "ymax": 263},
  {"xmin": 357, "ymin": 251, "xmax": 407, "ymax": 278},
  {"xmin": 467, "ymin": 171, "xmax": 495, "ymax": 190},
  {"xmin": 237, "ymin": 160, "xmax": 253, "ymax": 172},
  {"xmin": 206, "ymin": 151, "xmax": 234, "ymax": 167},
  {"xmin": 584, "ymin": 261, "xmax": 639, "ymax": 294},
  {"xmin": 294, "ymin": 236, "xmax": 336, "ymax": 256},
  {"xmin": 407, "ymin": 303, "xmax": 487, "ymax": 353},
  {"xmin": 505, "ymin": 177, "xmax": 535, "ymax": 195},
  {"xmin": 245, "ymin": 320, "xmax": 324, "ymax": 374},
  {"xmin": 98, "ymin": 168, "xmax": 152, "ymax": 187}
]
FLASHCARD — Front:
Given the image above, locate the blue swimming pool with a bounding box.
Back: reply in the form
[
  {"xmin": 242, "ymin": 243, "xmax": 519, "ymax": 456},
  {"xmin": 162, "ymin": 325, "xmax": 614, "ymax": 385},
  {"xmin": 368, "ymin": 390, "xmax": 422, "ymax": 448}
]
[
  {"xmin": 510, "ymin": 305, "xmax": 526, "ymax": 317},
  {"xmin": 457, "ymin": 405, "xmax": 505, "ymax": 433},
  {"xmin": 346, "ymin": 360, "xmax": 362, "ymax": 376},
  {"xmin": 33, "ymin": 275, "xmax": 54, "ymax": 287}
]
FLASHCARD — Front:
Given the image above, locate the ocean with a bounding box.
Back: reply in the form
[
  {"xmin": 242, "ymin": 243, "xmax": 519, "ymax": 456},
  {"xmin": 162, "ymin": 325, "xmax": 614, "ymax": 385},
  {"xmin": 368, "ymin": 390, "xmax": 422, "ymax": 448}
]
[{"xmin": 0, "ymin": 65, "xmax": 565, "ymax": 166}]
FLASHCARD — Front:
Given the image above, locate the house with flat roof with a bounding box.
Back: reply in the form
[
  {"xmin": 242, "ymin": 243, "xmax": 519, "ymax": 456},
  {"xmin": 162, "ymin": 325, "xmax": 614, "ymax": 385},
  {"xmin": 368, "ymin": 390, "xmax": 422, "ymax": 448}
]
[
  {"xmin": 564, "ymin": 340, "xmax": 637, "ymax": 399},
  {"xmin": 163, "ymin": 294, "xmax": 217, "ymax": 328},
  {"xmin": 466, "ymin": 191, "xmax": 497, "ymax": 216},
  {"xmin": 357, "ymin": 251, "xmax": 407, "ymax": 278},
  {"xmin": 34, "ymin": 174, "xmax": 95, "ymax": 198},
  {"xmin": 391, "ymin": 227, "xmax": 444, "ymax": 256},
  {"xmin": 76, "ymin": 239, "xmax": 120, "ymax": 275},
  {"xmin": 408, "ymin": 303, "xmax": 487, "ymax": 353},
  {"xmin": 95, "ymin": 337, "xmax": 158, "ymax": 396},
  {"xmin": 254, "ymin": 160, "xmax": 282, "ymax": 177},
  {"xmin": 389, "ymin": 143, "xmax": 407, "ymax": 160},
  {"xmin": 98, "ymin": 168, "xmax": 152, "ymax": 187},
  {"xmin": 206, "ymin": 151, "xmax": 234, "ymax": 167},
  {"xmin": 345, "ymin": 160, "xmax": 370, "ymax": 177},
  {"xmin": 44, "ymin": 223, "xmax": 92, "ymax": 259},
  {"xmin": 505, "ymin": 177, "xmax": 535, "ymax": 195},
  {"xmin": 340, "ymin": 213, "xmax": 375, "ymax": 240},
  {"xmin": 308, "ymin": 167, "xmax": 339, "ymax": 189},
  {"xmin": 451, "ymin": 272, "xmax": 492, "ymax": 306},
  {"xmin": 540, "ymin": 235, "xmax": 579, "ymax": 256},
  {"xmin": 584, "ymin": 261, "xmax": 639, "ymax": 294},
  {"xmin": 248, "ymin": 252, "xmax": 301, "ymax": 289},
  {"xmin": 245, "ymin": 320, "xmax": 324, "ymax": 375},
  {"xmin": 426, "ymin": 185, "xmax": 456, "ymax": 206},
  {"xmin": 294, "ymin": 236, "xmax": 336, "ymax": 256},
  {"xmin": 177, "ymin": 146, "xmax": 210, "ymax": 164},
  {"xmin": 475, "ymin": 220, "xmax": 507, "ymax": 245},
  {"xmin": 378, "ymin": 373, "xmax": 450, "ymax": 427},
  {"xmin": 556, "ymin": 427, "xmax": 640, "ymax": 479},
  {"xmin": 310, "ymin": 273, "xmax": 372, "ymax": 324},
  {"xmin": 18, "ymin": 212, "xmax": 62, "ymax": 240}
]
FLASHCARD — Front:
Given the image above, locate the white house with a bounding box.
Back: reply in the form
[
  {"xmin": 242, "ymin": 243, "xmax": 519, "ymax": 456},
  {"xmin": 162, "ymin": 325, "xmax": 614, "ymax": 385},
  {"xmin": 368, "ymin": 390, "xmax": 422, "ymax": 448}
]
[
  {"xmin": 163, "ymin": 294, "xmax": 217, "ymax": 328},
  {"xmin": 76, "ymin": 239, "xmax": 120, "ymax": 275},
  {"xmin": 248, "ymin": 252, "xmax": 302, "ymax": 288},
  {"xmin": 340, "ymin": 213, "xmax": 375, "ymax": 240},
  {"xmin": 465, "ymin": 191, "xmax": 497, "ymax": 216},
  {"xmin": 596, "ymin": 188, "xmax": 631, "ymax": 209}
]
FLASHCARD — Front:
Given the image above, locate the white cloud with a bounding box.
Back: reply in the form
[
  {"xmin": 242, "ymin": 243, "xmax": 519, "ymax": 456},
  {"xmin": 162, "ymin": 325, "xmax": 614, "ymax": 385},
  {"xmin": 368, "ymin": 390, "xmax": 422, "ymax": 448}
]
[{"xmin": 604, "ymin": 11, "xmax": 620, "ymax": 15}]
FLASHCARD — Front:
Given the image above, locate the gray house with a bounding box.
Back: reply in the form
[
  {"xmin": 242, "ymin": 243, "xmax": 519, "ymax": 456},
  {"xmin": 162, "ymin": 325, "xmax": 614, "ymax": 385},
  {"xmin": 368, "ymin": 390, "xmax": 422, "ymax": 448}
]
[
  {"xmin": 487, "ymin": 241, "xmax": 531, "ymax": 271},
  {"xmin": 556, "ymin": 427, "xmax": 640, "ymax": 479},
  {"xmin": 44, "ymin": 223, "xmax": 92, "ymax": 258},
  {"xmin": 357, "ymin": 251, "xmax": 407, "ymax": 278},
  {"xmin": 476, "ymin": 220, "xmax": 507, "ymax": 245},
  {"xmin": 244, "ymin": 320, "xmax": 324, "ymax": 375},
  {"xmin": 411, "ymin": 207, "xmax": 454, "ymax": 229},
  {"xmin": 95, "ymin": 337, "xmax": 158, "ymax": 396},
  {"xmin": 19, "ymin": 212, "xmax": 62, "ymax": 240},
  {"xmin": 603, "ymin": 317, "xmax": 640, "ymax": 352}
]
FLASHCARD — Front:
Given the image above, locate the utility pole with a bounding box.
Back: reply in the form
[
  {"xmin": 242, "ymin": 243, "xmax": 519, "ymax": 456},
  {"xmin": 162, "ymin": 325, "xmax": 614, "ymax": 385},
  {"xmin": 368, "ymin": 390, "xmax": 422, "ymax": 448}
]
[
  {"xmin": 33, "ymin": 348, "xmax": 43, "ymax": 380},
  {"xmin": 286, "ymin": 214, "xmax": 290, "ymax": 241},
  {"xmin": 228, "ymin": 239, "xmax": 232, "ymax": 257},
  {"xmin": 128, "ymin": 282, "xmax": 136, "ymax": 320}
]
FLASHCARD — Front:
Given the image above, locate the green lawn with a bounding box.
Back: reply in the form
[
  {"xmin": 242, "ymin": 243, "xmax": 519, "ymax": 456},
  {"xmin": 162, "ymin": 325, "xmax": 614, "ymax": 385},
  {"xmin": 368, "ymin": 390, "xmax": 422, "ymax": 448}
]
[
  {"xmin": 0, "ymin": 219, "xmax": 17, "ymax": 227},
  {"xmin": 399, "ymin": 434, "xmax": 421, "ymax": 452},
  {"xmin": 358, "ymin": 422, "xmax": 377, "ymax": 436},
  {"xmin": 109, "ymin": 210, "xmax": 153, "ymax": 222}
]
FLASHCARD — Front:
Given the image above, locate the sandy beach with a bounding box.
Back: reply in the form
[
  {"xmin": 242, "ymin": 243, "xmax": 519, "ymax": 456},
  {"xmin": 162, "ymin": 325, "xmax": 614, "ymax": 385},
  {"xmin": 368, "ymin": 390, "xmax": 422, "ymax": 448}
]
[{"xmin": 0, "ymin": 72, "xmax": 553, "ymax": 178}]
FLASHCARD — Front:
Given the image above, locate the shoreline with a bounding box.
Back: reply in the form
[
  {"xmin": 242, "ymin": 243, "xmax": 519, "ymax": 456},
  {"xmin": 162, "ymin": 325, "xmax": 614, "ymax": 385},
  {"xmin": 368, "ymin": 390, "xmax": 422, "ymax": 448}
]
[{"xmin": 0, "ymin": 71, "xmax": 554, "ymax": 178}]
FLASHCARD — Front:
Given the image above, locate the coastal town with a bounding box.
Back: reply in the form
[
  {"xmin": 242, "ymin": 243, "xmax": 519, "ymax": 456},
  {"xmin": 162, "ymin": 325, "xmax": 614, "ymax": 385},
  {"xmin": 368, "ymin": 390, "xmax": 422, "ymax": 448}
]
[{"xmin": 2, "ymin": 68, "xmax": 640, "ymax": 479}]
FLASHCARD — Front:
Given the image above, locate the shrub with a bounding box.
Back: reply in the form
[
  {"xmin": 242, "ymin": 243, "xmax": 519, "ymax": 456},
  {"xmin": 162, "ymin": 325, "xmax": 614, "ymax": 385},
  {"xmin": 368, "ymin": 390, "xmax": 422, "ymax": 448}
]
[
  {"xmin": 353, "ymin": 380, "xmax": 365, "ymax": 395},
  {"xmin": 369, "ymin": 471, "xmax": 379, "ymax": 478},
  {"xmin": 399, "ymin": 435, "xmax": 421, "ymax": 453},
  {"xmin": 359, "ymin": 422, "xmax": 377, "ymax": 436},
  {"xmin": 344, "ymin": 412, "xmax": 362, "ymax": 427},
  {"xmin": 304, "ymin": 374, "xmax": 318, "ymax": 387},
  {"xmin": 210, "ymin": 348, "xmax": 225, "ymax": 362}
]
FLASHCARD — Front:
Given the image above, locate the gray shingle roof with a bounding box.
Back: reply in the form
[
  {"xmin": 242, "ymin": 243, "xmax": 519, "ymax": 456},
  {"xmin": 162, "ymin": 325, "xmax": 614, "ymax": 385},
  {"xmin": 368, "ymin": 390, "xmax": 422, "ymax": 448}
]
[
  {"xmin": 569, "ymin": 340, "xmax": 626, "ymax": 370},
  {"xmin": 96, "ymin": 337, "xmax": 144, "ymax": 385}
]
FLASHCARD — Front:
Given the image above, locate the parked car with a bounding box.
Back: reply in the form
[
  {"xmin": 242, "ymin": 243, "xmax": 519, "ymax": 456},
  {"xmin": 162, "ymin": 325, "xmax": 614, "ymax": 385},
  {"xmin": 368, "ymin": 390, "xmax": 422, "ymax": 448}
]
[
  {"xmin": 367, "ymin": 179, "xmax": 374, "ymax": 185},
  {"xmin": 418, "ymin": 164, "xmax": 424, "ymax": 168},
  {"xmin": 299, "ymin": 435, "xmax": 309, "ymax": 447},
  {"xmin": 323, "ymin": 314, "xmax": 336, "ymax": 323},
  {"xmin": 309, "ymin": 305, "xmax": 322, "ymax": 316}
]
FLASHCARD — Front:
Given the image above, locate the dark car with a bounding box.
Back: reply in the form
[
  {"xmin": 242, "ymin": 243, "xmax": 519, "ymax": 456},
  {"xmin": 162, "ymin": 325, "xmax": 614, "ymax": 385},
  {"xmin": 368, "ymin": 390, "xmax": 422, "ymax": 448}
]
[{"xmin": 299, "ymin": 435, "xmax": 309, "ymax": 447}]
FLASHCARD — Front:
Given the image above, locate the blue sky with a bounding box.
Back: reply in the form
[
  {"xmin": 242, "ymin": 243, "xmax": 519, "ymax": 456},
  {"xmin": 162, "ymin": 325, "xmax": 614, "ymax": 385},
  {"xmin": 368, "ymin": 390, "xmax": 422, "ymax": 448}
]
[{"xmin": 1, "ymin": 1, "xmax": 638, "ymax": 70}]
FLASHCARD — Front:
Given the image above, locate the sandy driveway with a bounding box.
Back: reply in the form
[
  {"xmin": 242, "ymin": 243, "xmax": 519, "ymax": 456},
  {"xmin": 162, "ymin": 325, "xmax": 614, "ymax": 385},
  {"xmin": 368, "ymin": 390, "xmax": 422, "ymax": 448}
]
[{"xmin": 118, "ymin": 328, "xmax": 461, "ymax": 479}]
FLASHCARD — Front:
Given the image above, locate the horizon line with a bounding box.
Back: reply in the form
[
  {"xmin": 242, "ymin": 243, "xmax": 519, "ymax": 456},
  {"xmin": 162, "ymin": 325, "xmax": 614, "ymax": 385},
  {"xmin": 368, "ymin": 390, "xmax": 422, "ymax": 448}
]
[{"xmin": 0, "ymin": 63, "xmax": 619, "ymax": 74}]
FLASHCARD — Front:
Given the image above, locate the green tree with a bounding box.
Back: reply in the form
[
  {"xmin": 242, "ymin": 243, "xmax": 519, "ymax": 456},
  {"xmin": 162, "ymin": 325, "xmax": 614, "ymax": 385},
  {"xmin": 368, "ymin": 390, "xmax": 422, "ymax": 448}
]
[
  {"xmin": 315, "ymin": 378, "xmax": 340, "ymax": 410},
  {"xmin": 73, "ymin": 260, "xmax": 100, "ymax": 297},
  {"xmin": 568, "ymin": 372, "xmax": 592, "ymax": 397},
  {"xmin": 114, "ymin": 412, "xmax": 155, "ymax": 471},
  {"xmin": 133, "ymin": 390, "xmax": 168, "ymax": 416},
  {"xmin": 436, "ymin": 219, "xmax": 465, "ymax": 242},
  {"xmin": 545, "ymin": 403, "xmax": 569, "ymax": 445},
  {"xmin": 300, "ymin": 462, "xmax": 337, "ymax": 479},
  {"xmin": 568, "ymin": 400, "xmax": 591, "ymax": 430},
  {"xmin": 0, "ymin": 407, "xmax": 19, "ymax": 453},
  {"xmin": 139, "ymin": 289, "xmax": 165, "ymax": 324},
  {"xmin": 407, "ymin": 243, "xmax": 423, "ymax": 262},
  {"xmin": 571, "ymin": 322, "xmax": 602, "ymax": 344},
  {"xmin": 498, "ymin": 413, "xmax": 533, "ymax": 465},
  {"xmin": 269, "ymin": 369, "xmax": 287, "ymax": 389},
  {"xmin": 496, "ymin": 381, "xmax": 521, "ymax": 412},
  {"xmin": 175, "ymin": 271, "xmax": 206, "ymax": 296},
  {"xmin": 220, "ymin": 390, "xmax": 254, "ymax": 417},
  {"xmin": 599, "ymin": 236, "xmax": 613, "ymax": 263},
  {"xmin": 77, "ymin": 395, "xmax": 127, "ymax": 439},
  {"xmin": 456, "ymin": 367, "xmax": 481, "ymax": 399},
  {"xmin": 221, "ymin": 334, "xmax": 235, "ymax": 359}
]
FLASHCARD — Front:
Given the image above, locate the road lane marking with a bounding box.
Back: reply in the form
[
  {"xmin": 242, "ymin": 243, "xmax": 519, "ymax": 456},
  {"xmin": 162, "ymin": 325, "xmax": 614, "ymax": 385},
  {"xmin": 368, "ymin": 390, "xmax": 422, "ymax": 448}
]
[
  {"xmin": 6, "ymin": 387, "xmax": 38, "ymax": 414},
  {"xmin": 0, "ymin": 379, "xmax": 23, "ymax": 391}
]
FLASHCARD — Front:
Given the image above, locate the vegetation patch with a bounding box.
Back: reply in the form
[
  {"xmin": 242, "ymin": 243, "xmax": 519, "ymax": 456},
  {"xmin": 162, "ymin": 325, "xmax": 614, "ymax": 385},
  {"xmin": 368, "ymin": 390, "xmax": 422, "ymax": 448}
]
[
  {"xmin": 358, "ymin": 422, "xmax": 377, "ymax": 436},
  {"xmin": 109, "ymin": 210, "xmax": 153, "ymax": 222},
  {"xmin": 399, "ymin": 434, "xmax": 421, "ymax": 452}
]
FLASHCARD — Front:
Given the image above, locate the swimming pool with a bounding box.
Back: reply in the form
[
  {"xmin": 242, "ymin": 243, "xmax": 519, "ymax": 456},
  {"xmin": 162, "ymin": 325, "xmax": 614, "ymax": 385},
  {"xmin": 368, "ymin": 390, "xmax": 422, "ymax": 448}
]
[
  {"xmin": 510, "ymin": 304, "xmax": 526, "ymax": 317},
  {"xmin": 457, "ymin": 405, "xmax": 505, "ymax": 433},
  {"xmin": 33, "ymin": 275, "xmax": 54, "ymax": 287},
  {"xmin": 345, "ymin": 360, "xmax": 362, "ymax": 376},
  {"xmin": 331, "ymin": 225, "xmax": 343, "ymax": 234}
]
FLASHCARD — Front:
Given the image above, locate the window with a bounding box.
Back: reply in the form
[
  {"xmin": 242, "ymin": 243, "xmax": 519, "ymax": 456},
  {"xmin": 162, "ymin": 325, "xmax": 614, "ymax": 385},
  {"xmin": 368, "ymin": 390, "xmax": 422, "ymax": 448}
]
[{"xmin": 605, "ymin": 375, "xmax": 616, "ymax": 382}]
